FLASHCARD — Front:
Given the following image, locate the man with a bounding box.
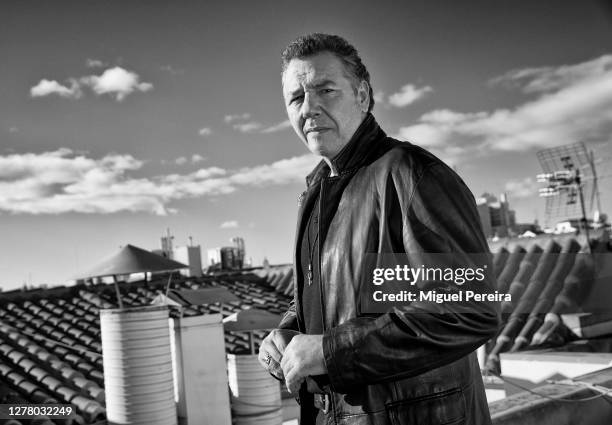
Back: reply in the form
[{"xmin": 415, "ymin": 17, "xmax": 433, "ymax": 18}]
[{"xmin": 259, "ymin": 33, "xmax": 500, "ymax": 425}]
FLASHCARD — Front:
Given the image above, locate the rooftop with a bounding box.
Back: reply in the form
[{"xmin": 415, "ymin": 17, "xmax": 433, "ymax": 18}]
[
  {"xmin": 1, "ymin": 230, "xmax": 611, "ymax": 424},
  {"xmin": 0, "ymin": 267, "xmax": 293, "ymax": 425}
]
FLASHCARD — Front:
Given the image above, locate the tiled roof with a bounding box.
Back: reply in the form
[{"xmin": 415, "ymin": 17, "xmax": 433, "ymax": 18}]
[
  {"xmin": 485, "ymin": 229, "xmax": 612, "ymax": 372},
  {"xmin": 248, "ymin": 234, "xmax": 612, "ymax": 374},
  {"xmin": 1, "ymin": 232, "xmax": 609, "ymax": 423},
  {"xmin": 0, "ymin": 269, "xmax": 292, "ymax": 425},
  {"xmin": 253, "ymin": 265, "xmax": 294, "ymax": 296}
]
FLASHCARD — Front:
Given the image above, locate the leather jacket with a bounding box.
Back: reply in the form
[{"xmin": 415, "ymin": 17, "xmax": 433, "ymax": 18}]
[{"xmin": 278, "ymin": 114, "xmax": 500, "ymax": 425}]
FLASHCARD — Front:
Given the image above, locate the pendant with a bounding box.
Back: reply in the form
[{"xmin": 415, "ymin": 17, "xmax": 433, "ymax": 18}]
[{"xmin": 307, "ymin": 264, "xmax": 313, "ymax": 286}]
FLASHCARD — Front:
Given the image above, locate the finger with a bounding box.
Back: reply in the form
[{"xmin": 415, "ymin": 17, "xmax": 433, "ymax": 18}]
[
  {"xmin": 268, "ymin": 365, "xmax": 284, "ymax": 381},
  {"xmin": 258, "ymin": 344, "xmax": 283, "ymax": 369},
  {"xmin": 281, "ymin": 357, "xmax": 294, "ymax": 379},
  {"xmin": 268, "ymin": 332, "xmax": 291, "ymax": 362},
  {"xmin": 267, "ymin": 344, "xmax": 283, "ymax": 364},
  {"xmin": 285, "ymin": 372, "xmax": 296, "ymax": 394},
  {"xmin": 289, "ymin": 379, "xmax": 302, "ymax": 394},
  {"xmin": 260, "ymin": 335, "xmax": 281, "ymax": 356},
  {"xmin": 287, "ymin": 381, "xmax": 299, "ymax": 394},
  {"xmin": 280, "ymin": 344, "xmax": 292, "ymax": 371},
  {"xmin": 280, "ymin": 349, "xmax": 298, "ymax": 375},
  {"xmin": 260, "ymin": 336, "xmax": 284, "ymax": 361},
  {"xmin": 282, "ymin": 336, "xmax": 301, "ymax": 361},
  {"xmin": 284, "ymin": 362, "xmax": 301, "ymax": 387},
  {"xmin": 272, "ymin": 329, "xmax": 300, "ymax": 353},
  {"xmin": 285, "ymin": 369, "xmax": 304, "ymax": 394}
]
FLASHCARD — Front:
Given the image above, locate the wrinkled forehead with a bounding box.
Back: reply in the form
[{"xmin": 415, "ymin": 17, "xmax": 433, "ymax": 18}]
[{"xmin": 282, "ymin": 52, "xmax": 351, "ymax": 94}]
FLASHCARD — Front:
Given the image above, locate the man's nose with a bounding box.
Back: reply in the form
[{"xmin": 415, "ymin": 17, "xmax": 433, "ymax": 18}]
[{"xmin": 301, "ymin": 92, "xmax": 321, "ymax": 118}]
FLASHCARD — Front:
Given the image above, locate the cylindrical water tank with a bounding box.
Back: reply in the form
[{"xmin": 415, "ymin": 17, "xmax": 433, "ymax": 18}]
[
  {"xmin": 100, "ymin": 305, "xmax": 177, "ymax": 425},
  {"xmin": 227, "ymin": 354, "xmax": 282, "ymax": 425}
]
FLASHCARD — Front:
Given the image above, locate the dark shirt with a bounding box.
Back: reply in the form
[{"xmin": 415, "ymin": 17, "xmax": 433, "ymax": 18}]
[
  {"xmin": 299, "ymin": 192, "xmax": 323, "ymax": 334},
  {"xmin": 299, "ymin": 191, "xmax": 328, "ymax": 415}
]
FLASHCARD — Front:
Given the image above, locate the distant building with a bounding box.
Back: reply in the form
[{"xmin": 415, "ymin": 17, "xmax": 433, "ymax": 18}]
[
  {"xmin": 231, "ymin": 237, "xmax": 245, "ymax": 262},
  {"xmin": 476, "ymin": 193, "xmax": 517, "ymax": 239},
  {"xmin": 208, "ymin": 248, "xmax": 221, "ymax": 267},
  {"xmin": 174, "ymin": 245, "xmax": 203, "ymax": 277},
  {"xmin": 160, "ymin": 228, "xmax": 175, "ymax": 259},
  {"xmin": 207, "ymin": 238, "xmax": 246, "ymax": 270},
  {"xmin": 208, "ymin": 247, "xmax": 244, "ymax": 270}
]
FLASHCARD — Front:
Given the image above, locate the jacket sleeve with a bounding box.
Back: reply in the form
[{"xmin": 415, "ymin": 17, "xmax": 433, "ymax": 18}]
[{"xmin": 322, "ymin": 160, "xmax": 500, "ymax": 393}]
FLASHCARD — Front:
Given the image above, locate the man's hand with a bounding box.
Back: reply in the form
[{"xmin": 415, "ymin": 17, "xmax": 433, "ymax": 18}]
[
  {"xmin": 258, "ymin": 329, "xmax": 300, "ymax": 380},
  {"xmin": 280, "ymin": 334, "xmax": 326, "ymax": 394}
]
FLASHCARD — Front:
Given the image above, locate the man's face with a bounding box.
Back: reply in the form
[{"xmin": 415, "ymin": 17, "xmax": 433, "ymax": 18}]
[{"xmin": 282, "ymin": 52, "xmax": 369, "ymax": 160}]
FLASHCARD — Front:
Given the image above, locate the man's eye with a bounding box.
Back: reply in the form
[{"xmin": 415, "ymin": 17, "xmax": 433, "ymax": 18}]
[
  {"xmin": 291, "ymin": 95, "xmax": 304, "ymax": 104},
  {"xmin": 322, "ymin": 89, "xmax": 334, "ymax": 94}
]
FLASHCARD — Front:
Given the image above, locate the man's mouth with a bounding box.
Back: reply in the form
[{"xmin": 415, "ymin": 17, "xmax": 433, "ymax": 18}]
[{"xmin": 305, "ymin": 127, "xmax": 330, "ymax": 135}]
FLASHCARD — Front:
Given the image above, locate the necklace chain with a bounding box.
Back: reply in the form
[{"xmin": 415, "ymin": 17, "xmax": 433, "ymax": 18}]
[{"xmin": 306, "ymin": 198, "xmax": 319, "ymax": 286}]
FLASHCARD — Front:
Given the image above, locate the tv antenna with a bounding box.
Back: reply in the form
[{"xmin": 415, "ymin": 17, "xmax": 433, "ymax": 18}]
[{"xmin": 536, "ymin": 142, "xmax": 611, "ymax": 241}]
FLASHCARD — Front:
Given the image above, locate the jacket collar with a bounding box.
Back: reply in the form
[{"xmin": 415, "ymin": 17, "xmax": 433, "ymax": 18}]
[{"xmin": 305, "ymin": 113, "xmax": 385, "ymax": 187}]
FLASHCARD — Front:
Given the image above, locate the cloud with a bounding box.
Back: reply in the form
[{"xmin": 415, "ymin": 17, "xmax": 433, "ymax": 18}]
[
  {"xmin": 490, "ymin": 55, "xmax": 612, "ymax": 94},
  {"xmin": 388, "ymin": 84, "xmax": 432, "ymax": 107},
  {"xmin": 224, "ymin": 113, "xmax": 251, "ymax": 123},
  {"xmin": 173, "ymin": 155, "xmax": 206, "ymax": 165},
  {"xmin": 226, "ymin": 113, "xmax": 291, "ymax": 134},
  {"xmin": 81, "ymin": 67, "xmax": 153, "ymax": 101},
  {"xmin": 30, "ymin": 67, "xmax": 153, "ymax": 102},
  {"xmin": 229, "ymin": 155, "xmax": 319, "ymax": 186},
  {"xmin": 504, "ymin": 177, "xmax": 539, "ymax": 198},
  {"xmin": 160, "ymin": 65, "xmax": 184, "ymax": 75},
  {"xmin": 86, "ymin": 58, "xmax": 105, "ymax": 68},
  {"xmin": 0, "ymin": 149, "xmax": 319, "ymax": 215},
  {"xmin": 30, "ymin": 79, "xmax": 82, "ymax": 99},
  {"xmin": 0, "ymin": 148, "xmax": 154, "ymax": 214},
  {"xmin": 220, "ymin": 220, "xmax": 239, "ymax": 229},
  {"xmin": 261, "ymin": 120, "xmax": 291, "ymax": 133},
  {"xmin": 163, "ymin": 154, "xmax": 206, "ymax": 167},
  {"xmin": 9, "ymin": 127, "xmax": 19, "ymax": 134},
  {"xmin": 191, "ymin": 154, "xmax": 205, "ymax": 163},
  {"xmin": 395, "ymin": 54, "xmax": 612, "ymax": 162},
  {"xmin": 233, "ymin": 122, "xmax": 263, "ymax": 133},
  {"xmin": 198, "ymin": 127, "xmax": 212, "ymax": 136}
]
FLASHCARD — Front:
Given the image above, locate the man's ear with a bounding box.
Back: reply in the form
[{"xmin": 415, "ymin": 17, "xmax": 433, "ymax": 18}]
[{"xmin": 357, "ymin": 80, "xmax": 370, "ymax": 112}]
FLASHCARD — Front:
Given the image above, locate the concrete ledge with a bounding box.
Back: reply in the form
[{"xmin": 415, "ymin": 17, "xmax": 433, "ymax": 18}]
[
  {"xmin": 490, "ymin": 367, "xmax": 612, "ymax": 425},
  {"xmin": 499, "ymin": 350, "xmax": 612, "ymax": 395}
]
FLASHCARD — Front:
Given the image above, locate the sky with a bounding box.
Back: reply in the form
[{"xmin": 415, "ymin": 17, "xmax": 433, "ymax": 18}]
[{"xmin": 1, "ymin": 0, "xmax": 612, "ymax": 291}]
